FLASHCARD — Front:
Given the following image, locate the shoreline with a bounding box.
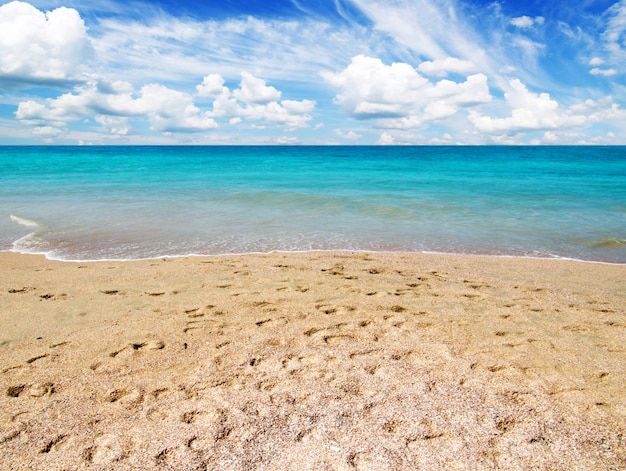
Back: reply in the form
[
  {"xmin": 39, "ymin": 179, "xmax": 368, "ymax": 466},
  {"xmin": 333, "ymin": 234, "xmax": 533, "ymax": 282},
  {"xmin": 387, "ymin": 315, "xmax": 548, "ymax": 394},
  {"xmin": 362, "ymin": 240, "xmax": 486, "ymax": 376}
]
[
  {"xmin": 1, "ymin": 250, "xmax": 625, "ymax": 469},
  {"xmin": 4, "ymin": 247, "xmax": 626, "ymax": 266}
]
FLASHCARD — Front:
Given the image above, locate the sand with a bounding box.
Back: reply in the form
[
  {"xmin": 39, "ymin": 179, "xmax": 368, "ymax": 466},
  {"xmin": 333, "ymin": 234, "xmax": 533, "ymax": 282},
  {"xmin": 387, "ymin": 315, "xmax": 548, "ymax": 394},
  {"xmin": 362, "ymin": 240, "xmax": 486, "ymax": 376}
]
[{"xmin": 0, "ymin": 251, "xmax": 624, "ymax": 470}]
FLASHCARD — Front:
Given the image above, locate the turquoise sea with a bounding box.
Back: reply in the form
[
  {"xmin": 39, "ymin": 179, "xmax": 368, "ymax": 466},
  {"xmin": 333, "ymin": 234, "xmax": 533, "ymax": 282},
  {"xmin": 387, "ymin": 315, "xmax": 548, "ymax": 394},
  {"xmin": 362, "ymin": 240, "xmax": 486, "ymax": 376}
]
[{"xmin": 1, "ymin": 146, "xmax": 624, "ymax": 263}]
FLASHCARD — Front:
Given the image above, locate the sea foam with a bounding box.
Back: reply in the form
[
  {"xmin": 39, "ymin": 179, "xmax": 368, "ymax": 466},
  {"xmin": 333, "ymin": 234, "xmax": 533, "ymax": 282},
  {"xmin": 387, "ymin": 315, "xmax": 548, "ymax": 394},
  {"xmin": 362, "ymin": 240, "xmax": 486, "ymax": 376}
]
[{"xmin": 10, "ymin": 214, "xmax": 40, "ymax": 227}]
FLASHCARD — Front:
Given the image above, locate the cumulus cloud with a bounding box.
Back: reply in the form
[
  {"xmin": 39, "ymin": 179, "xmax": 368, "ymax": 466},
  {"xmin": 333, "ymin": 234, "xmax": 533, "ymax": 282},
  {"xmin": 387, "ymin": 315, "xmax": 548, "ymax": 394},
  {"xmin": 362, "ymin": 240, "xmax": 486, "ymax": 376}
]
[
  {"xmin": 588, "ymin": 57, "xmax": 617, "ymax": 76},
  {"xmin": 510, "ymin": 16, "xmax": 545, "ymax": 28},
  {"xmin": 140, "ymin": 85, "xmax": 219, "ymax": 132},
  {"xmin": 590, "ymin": 67, "xmax": 617, "ymax": 76},
  {"xmin": 199, "ymin": 72, "xmax": 315, "ymax": 130},
  {"xmin": 16, "ymin": 80, "xmax": 217, "ymax": 133},
  {"xmin": 336, "ymin": 130, "xmax": 362, "ymax": 141},
  {"xmin": 323, "ymin": 55, "xmax": 491, "ymax": 129},
  {"xmin": 568, "ymin": 96, "xmax": 626, "ymax": 122},
  {"xmin": 16, "ymin": 71, "xmax": 315, "ymax": 138},
  {"xmin": 377, "ymin": 132, "xmax": 395, "ymax": 145},
  {"xmin": 196, "ymin": 74, "xmax": 226, "ymax": 97},
  {"xmin": 469, "ymin": 79, "xmax": 567, "ymax": 133},
  {"xmin": 232, "ymin": 72, "xmax": 282, "ymax": 104},
  {"xmin": 0, "ymin": 1, "xmax": 91, "ymax": 88},
  {"xmin": 240, "ymin": 100, "xmax": 315, "ymax": 129},
  {"xmin": 94, "ymin": 115, "xmax": 129, "ymax": 135},
  {"xmin": 468, "ymin": 79, "xmax": 624, "ymax": 135}
]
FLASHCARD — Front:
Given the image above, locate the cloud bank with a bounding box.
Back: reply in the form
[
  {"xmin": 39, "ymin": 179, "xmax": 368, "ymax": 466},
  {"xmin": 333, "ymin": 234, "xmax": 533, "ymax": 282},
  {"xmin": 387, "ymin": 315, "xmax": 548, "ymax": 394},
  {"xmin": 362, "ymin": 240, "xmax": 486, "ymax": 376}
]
[{"xmin": 15, "ymin": 72, "xmax": 315, "ymax": 137}]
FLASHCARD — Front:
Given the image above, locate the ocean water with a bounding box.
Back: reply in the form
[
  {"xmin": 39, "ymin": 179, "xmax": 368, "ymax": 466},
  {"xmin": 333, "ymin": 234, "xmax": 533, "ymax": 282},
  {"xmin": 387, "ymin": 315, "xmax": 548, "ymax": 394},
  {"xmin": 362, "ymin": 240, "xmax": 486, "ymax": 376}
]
[{"xmin": 1, "ymin": 145, "xmax": 624, "ymax": 263}]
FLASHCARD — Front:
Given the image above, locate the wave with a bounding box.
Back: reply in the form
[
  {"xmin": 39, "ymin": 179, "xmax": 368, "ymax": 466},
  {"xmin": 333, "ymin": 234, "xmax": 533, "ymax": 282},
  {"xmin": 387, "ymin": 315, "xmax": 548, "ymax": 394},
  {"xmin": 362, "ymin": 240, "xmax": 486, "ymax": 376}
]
[
  {"xmin": 585, "ymin": 237, "xmax": 626, "ymax": 249},
  {"xmin": 10, "ymin": 214, "xmax": 40, "ymax": 227}
]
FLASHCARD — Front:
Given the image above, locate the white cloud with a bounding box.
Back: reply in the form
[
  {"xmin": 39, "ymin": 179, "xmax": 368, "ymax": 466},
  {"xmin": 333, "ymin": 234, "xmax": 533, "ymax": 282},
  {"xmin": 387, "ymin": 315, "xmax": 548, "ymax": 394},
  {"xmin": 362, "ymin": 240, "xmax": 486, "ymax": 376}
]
[
  {"xmin": 233, "ymin": 72, "xmax": 281, "ymax": 104},
  {"xmin": 323, "ymin": 55, "xmax": 491, "ymax": 129},
  {"xmin": 16, "ymin": 80, "xmax": 218, "ymax": 133},
  {"xmin": 240, "ymin": 100, "xmax": 315, "ymax": 129},
  {"xmin": 468, "ymin": 79, "xmax": 625, "ymax": 135},
  {"xmin": 596, "ymin": 0, "xmax": 626, "ymax": 75},
  {"xmin": 350, "ymin": 0, "xmax": 487, "ymax": 64},
  {"xmin": 0, "ymin": 1, "xmax": 91, "ymax": 87},
  {"xmin": 418, "ymin": 58, "xmax": 476, "ymax": 77},
  {"xmin": 199, "ymin": 72, "xmax": 316, "ymax": 130},
  {"xmin": 277, "ymin": 136, "xmax": 301, "ymax": 144},
  {"xmin": 510, "ymin": 36, "xmax": 545, "ymax": 61},
  {"xmin": 91, "ymin": 12, "xmax": 380, "ymax": 88},
  {"xmin": 468, "ymin": 79, "xmax": 565, "ymax": 133},
  {"xmin": 31, "ymin": 125, "xmax": 62, "ymax": 137},
  {"xmin": 139, "ymin": 85, "xmax": 218, "ymax": 132},
  {"xmin": 499, "ymin": 65, "xmax": 517, "ymax": 74},
  {"xmin": 3, "ymin": 1, "xmax": 625, "ymax": 145},
  {"xmin": 94, "ymin": 115, "xmax": 129, "ymax": 135},
  {"xmin": 196, "ymin": 74, "xmax": 226, "ymax": 97},
  {"xmin": 429, "ymin": 133, "xmax": 454, "ymax": 144},
  {"xmin": 281, "ymin": 100, "xmax": 315, "ymax": 114},
  {"xmin": 510, "ymin": 16, "xmax": 544, "ymax": 29},
  {"xmin": 377, "ymin": 132, "xmax": 395, "ymax": 145},
  {"xmin": 15, "ymin": 71, "xmax": 315, "ymax": 138},
  {"xmin": 511, "ymin": 16, "xmax": 533, "ymax": 28},
  {"xmin": 336, "ymin": 130, "xmax": 362, "ymax": 141},
  {"xmin": 568, "ymin": 96, "xmax": 626, "ymax": 122},
  {"xmin": 590, "ymin": 67, "xmax": 617, "ymax": 76},
  {"xmin": 603, "ymin": 1, "xmax": 626, "ymax": 56}
]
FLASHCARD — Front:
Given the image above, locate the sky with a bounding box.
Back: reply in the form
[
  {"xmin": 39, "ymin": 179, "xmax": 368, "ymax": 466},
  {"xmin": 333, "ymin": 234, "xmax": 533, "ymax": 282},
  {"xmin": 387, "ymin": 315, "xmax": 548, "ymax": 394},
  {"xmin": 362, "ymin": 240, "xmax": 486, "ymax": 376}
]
[{"xmin": 0, "ymin": 0, "xmax": 625, "ymax": 145}]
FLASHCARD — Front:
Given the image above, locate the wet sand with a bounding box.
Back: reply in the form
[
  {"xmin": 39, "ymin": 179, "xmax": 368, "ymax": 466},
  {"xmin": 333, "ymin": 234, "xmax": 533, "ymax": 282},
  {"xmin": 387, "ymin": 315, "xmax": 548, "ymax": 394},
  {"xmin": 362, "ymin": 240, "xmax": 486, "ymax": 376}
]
[{"xmin": 0, "ymin": 251, "xmax": 625, "ymax": 470}]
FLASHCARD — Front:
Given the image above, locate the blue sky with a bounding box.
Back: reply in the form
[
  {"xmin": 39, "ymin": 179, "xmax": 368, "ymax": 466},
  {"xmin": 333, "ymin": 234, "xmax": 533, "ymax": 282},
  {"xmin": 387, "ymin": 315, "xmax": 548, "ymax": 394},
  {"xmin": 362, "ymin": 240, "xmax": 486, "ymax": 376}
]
[{"xmin": 0, "ymin": 0, "xmax": 625, "ymax": 144}]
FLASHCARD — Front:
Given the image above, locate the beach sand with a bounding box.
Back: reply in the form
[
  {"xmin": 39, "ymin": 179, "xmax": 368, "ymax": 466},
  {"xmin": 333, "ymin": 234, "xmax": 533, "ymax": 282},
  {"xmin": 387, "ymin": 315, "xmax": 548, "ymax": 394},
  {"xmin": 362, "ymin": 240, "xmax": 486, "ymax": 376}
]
[{"xmin": 0, "ymin": 251, "xmax": 624, "ymax": 470}]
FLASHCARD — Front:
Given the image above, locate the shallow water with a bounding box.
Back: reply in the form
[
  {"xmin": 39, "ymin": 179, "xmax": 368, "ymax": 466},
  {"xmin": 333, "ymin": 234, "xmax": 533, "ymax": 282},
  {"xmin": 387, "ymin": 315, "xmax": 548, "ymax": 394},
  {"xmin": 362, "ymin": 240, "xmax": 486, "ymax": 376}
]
[{"xmin": 1, "ymin": 145, "xmax": 625, "ymax": 262}]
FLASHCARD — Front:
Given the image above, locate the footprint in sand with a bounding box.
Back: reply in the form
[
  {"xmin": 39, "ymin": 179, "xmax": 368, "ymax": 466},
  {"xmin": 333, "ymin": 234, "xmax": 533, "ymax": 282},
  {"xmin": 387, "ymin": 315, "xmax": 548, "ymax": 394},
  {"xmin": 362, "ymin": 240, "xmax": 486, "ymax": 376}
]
[
  {"xmin": 315, "ymin": 304, "xmax": 356, "ymax": 316},
  {"xmin": 155, "ymin": 446, "xmax": 206, "ymax": 469},
  {"xmin": 40, "ymin": 434, "xmax": 70, "ymax": 454},
  {"xmin": 323, "ymin": 334, "xmax": 355, "ymax": 345},
  {"xmin": 109, "ymin": 340, "xmax": 165, "ymax": 358},
  {"xmin": 6, "ymin": 382, "xmax": 55, "ymax": 398},
  {"xmin": 7, "ymin": 287, "xmax": 34, "ymax": 293},
  {"xmin": 183, "ymin": 318, "xmax": 224, "ymax": 334},
  {"xmin": 26, "ymin": 353, "xmax": 53, "ymax": 364},
  {"xmin": 38, "ymin": 293, "xmax": 67, "ymax": 300},
  {"xmin": 83, "ymin": 434, "xmax": 126, "ymax": 464},
  {"xmin": 105, "ymin": 387, "xmax": 143, "ymax": 405}
]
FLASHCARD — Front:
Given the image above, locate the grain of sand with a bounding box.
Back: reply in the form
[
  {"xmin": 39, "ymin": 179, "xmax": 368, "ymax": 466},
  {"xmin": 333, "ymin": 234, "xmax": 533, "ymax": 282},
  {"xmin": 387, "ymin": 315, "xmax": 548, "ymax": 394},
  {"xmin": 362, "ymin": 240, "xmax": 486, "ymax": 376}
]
[{"xmin": 0, "ymin": 251, "xmax": 624, "ymax": 470}]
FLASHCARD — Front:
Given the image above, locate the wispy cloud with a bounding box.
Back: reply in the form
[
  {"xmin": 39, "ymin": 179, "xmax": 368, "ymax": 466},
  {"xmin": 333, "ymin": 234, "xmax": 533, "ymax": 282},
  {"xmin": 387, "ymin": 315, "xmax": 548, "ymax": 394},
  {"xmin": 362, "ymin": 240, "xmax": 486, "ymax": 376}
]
[{"xmin": 602, "ymin": 0, "xmax": 626, "ymax": 73}]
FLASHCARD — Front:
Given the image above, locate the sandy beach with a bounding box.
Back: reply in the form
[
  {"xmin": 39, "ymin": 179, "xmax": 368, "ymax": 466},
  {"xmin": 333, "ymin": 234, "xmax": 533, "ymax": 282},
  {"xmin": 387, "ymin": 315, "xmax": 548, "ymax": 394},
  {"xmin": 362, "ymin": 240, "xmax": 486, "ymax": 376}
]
[{"xmin": 0, "ymin": 251, "xmax": 624, "ymax": 470}]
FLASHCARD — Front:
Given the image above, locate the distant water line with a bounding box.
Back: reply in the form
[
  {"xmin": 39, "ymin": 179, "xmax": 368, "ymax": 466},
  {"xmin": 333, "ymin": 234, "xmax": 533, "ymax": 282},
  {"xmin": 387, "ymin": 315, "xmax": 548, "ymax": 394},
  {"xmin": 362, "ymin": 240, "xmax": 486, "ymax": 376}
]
[{"xmin": 1, "ymin": 145, "xmax": 625, "ymax": 263}]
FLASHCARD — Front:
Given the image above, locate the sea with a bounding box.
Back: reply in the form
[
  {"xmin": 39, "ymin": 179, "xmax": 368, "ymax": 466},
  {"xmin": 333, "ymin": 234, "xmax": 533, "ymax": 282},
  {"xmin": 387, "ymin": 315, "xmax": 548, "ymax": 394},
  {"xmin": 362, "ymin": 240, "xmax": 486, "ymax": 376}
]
[{"xmin": 1, "ymin": 146, "xmax": 624, "ymax": 263}]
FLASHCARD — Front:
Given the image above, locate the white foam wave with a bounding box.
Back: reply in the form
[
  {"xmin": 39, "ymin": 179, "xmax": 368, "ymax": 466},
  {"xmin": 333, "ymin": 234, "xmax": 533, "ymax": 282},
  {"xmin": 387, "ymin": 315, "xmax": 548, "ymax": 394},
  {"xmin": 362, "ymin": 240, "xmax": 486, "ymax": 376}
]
[{"xmin": 10, "ymin": 214, "xmax": 40, "ymax": 227}]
